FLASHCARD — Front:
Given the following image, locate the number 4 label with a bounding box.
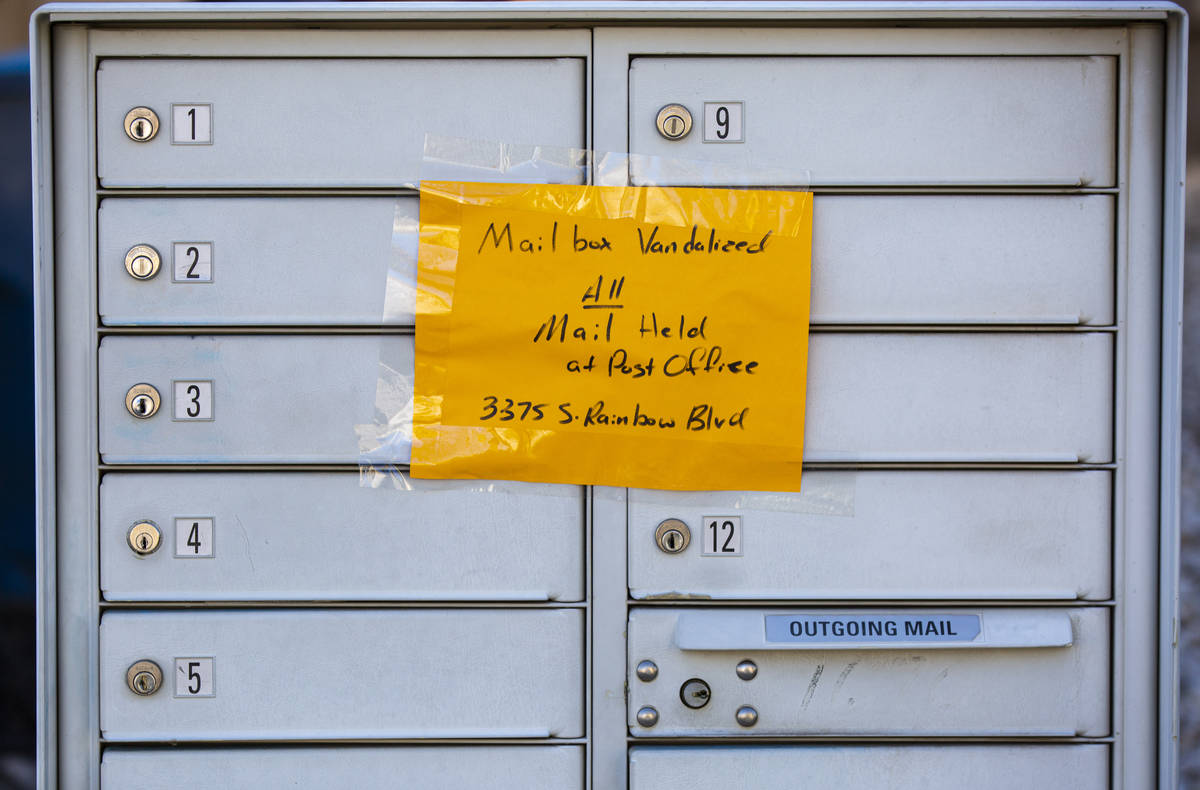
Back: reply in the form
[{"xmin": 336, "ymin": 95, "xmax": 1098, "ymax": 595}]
[
  {"xmin": 174, "ymin": 657, "xmax": 215, "ymax": 697},
  {"xmin": 175, "ymin": 517, "xmax": 214, "ymax": 558},
  {"xmin": 701, "ymin": 516, "xmax": 743, "ymax": 556}
]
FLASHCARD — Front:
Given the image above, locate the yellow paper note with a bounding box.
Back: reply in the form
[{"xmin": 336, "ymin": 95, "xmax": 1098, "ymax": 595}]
[{"xmin": 413, "ymin": 182, "xmax": 812, "ymax": 492}]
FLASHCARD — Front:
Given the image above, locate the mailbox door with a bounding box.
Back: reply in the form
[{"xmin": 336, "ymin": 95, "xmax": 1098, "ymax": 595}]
[
  {"xmin": 629, "ymin": 470, "xmax": 1111, "ymax": 601},
  {"xmin": 98, "ymin": 58, "xmax": 585, "ymax": 187},
  {"xmin": 99, "ymin": 197, "xmax": 417, "ymax": 326},
  {"xmin": 628, "ymin": 745, "xmax": 1109, "ymax": 790},
  {"xmin": 101, "ymin": 472, "xmax": 583, "ymax": 602},
  {"xmin": 102, "ymin": 746, "xmax": 583, "ymax": 789},
  {"xmin": 628, "ymin": 56, "xmax": 1115, "ymax": 186},
  {"xmin": 101, "ymin": 609, "xmax": 583, "ymax": 741},
  {"xmin": 98, "ymin": 194, "xmax": 1114, "ymax": 328},
  {"xmin": 98, "ymin": 333, "xmax": 1111, "ymax": 464},
  {"xmin": 627, "ymin": 607, "xmax": 1109, "ymax": 737}
]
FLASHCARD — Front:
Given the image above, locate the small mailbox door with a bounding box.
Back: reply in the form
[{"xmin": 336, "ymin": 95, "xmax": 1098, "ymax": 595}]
[
  {"xmin": 629, "ymin": 470, "xmax": 1110, "ymax": 601},
  {"xmin": 629, "ymin": 56, "xmax": 1115, "ymax": 186},
  {"xmin": 101, "ymin": 609, "xmax": 583, "ymax": 741},
  {"xmin": 97, "ymin": 57, "xmax": 585, "ymax": 187},
  {"xmin": 102, "ymin": 472, "xmax": 584, "ymax": 602},
  {"xmin": 629, "ymin": 745, "xmax": 1109, "ymax": 790},
  {"xmin": 102, "ymin": 745, "xmax": 584, "ymax": 789},
  {"xmin": 98, "ymin": 333, "xmax": 1112, "ymax": 464}
]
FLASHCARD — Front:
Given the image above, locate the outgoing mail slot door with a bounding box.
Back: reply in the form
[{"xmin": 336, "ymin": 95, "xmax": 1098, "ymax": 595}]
[
  {"xmin": 629, "ymin": 56, "xmax": 1115, "ymax": 186},
  {"xmin": 101, "ymin": 609, "xmax": 582, "ymax": 741},
  {"xmin": 627, "ymin": 608, "xmax": 1109, "ymax": 737},
  {"xmin": 97, "ymin": 195, "xmax": 1114, "ymax": 327},
  {"xmin": 102, "ymin": 745, "xmax": 584, "ymax": 789},
  {"xmin": 98, "ymin": 333, "xmax": 1111, "ymax": 464},
  {"xmin": 629, "ymin": 470, "xmax": 1111, "ymax": 601},
  {"xmin": 629, "ymin": 745, "xmax": 1109, "ymax": 790},
  {"xmin": 101, "ymin": 472, "xmax": 583, "ymax": 602},
  {"xmin": 97, "ymin": 57, "xmax": 585, "ymax": 187}
]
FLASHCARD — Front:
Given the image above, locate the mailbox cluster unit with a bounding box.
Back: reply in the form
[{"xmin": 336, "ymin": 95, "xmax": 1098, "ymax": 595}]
[{"xmin": 32, "ymin": 3, "xmax": 1185, "ymax": 789}]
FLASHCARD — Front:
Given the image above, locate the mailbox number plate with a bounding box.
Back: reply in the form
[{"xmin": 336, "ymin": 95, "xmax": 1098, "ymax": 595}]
[
  {"xmin": 701, "ymin": 515, "xmax": 742, "ymax": 556},
  {"xmin": 174, "ymin": 657, "xmax": 215, "ymax": 697}
]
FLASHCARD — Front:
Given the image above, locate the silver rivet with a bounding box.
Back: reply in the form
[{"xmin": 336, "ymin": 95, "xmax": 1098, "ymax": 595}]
[
  {"xmin": 125, "ymin": 383, "xmax": 161, "ymax": 419},
  {"xmin": 124, "ymin": 107, "xmax": 160, "ymax": 142},
  {"xmin": 126, "ymin": 660, "xmax": 163, "ymax": 696},
  {"xmin": 736, "ymin": 659, "xmax": 758, "ymax": 681},
  {"xmin": 679, "ymin": 677, "xmax": 711, "ymax": 709},
  {"xmin": 636, "ymin": 706, "xmax": 659, "ymax": 727},
  {"xmin": 735, "ymin": 705, "xmax": 759, "ymax": 727},
  {"xmin": 655, "ymin": 518, "xmax": 691, "ymax": 554},
  {"xmin": 636, "ymin": 660, "xmax": 659, "ymax": 682}
]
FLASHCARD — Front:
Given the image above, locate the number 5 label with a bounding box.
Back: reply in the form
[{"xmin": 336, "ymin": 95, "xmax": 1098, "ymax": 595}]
[
  {"xmin": 174, "ymin": 657, "xmax": 215, "ymax": 697},
  {"xmin": 701, "ymin": 515, "xmax": 743, "ymax": 556}
]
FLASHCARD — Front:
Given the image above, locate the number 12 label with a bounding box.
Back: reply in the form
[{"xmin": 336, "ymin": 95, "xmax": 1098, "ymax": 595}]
[
  {"xmin": 702, "ymin": 516, "xmax": 743, "ymax": 556},
  {"xmin": 174, "ymin": 657, "xmax": 215, "ymax": 697}
]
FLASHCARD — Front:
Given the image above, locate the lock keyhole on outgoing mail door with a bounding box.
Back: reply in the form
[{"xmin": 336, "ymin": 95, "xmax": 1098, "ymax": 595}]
[{"xmin": 680, "ymin": 678, "xmax": 712, "ymax": 709}]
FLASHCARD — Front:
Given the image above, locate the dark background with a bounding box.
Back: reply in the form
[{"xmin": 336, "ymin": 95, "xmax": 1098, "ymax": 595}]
[{"xmin": 0, "ymin": 3, "xmax": 1196, "ymax": 788}]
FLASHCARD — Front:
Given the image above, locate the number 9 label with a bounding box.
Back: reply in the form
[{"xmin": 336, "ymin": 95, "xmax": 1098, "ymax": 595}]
[{"xmin": 703, "ymin": 102, "xmax": 744, "ymax": 143}]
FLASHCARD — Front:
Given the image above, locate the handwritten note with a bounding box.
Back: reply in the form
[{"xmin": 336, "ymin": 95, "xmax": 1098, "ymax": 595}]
[{"xmin": 412, "ymin": 182, "xmax": 812, "ymax": 491}]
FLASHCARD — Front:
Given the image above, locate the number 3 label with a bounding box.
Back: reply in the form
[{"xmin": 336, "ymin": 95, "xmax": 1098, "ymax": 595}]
[
  {"xmin": 174, "ymin": 657, "xmax": 215, "ymax": 697},
  {"xmin": 173, "ymin": 380, "xmax": 214, "ymax": 421},
  {"xmin": 702, "ymin": 516, "xmax": 743, "ymax": 556}
]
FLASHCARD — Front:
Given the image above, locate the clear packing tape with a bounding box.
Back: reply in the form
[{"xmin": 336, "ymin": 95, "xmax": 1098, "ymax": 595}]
[{"xmin": 359, "ymin": 135, "xmax": 818, "ymax": 494}]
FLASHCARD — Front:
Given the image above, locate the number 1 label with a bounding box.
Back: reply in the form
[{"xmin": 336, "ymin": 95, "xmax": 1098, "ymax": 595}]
[
  {"xmin": 171, "ymin": 104, "xmax": 212, "ymax": 144},
  {"xmin": 174, "ymin": 657, "xmax": 215, "ymax": 697},
  {"xmin": 701, "ymin": 515, "xmax": 743, "ymax": 556}
]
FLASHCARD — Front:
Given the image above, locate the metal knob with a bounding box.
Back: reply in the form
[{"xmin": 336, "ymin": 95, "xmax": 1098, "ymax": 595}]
[
  {"xmin": 126, "ymin": 660, "xmax": 163, "ymax": 696},
  {"xmin": 655, "ymin": 104, "xmax": 693, "ymax": 140},
  {"xmin": 735, "ymin": 705, "xmax": 759, "ymax": 727},
  {"xmin": 636, "ymin": 660, "xmax": 659, "ymax": 682},
  {"xmin": 124, "ymin": 107, "xmax": 160, "ymax": 142},
  {"xmin": 635, "ymin": 706, "xmax": 659, "ymax": 727},
  {"xmin": 127, "ymin": 521, "xmax": 161, "ymax": 556},
  {"xmin": 124, "ymin": 244, "xmax": 161, "ymax": 280},
  {"xmin": 125, "ymin": 383, "xmax": 161, "ymax": 419},
  {"xmin": 655, "ymin": 518, "xmax": 690, "ymax": 554},
  {"xmin": 679, "ymin": 677, "xmax": 711, "ymax": 709},
  {"xmin": 736, "ymin": 659, "xmax": 758, "ymax": 681}
]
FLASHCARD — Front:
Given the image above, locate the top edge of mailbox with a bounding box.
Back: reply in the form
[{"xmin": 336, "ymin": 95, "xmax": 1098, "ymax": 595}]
[{"xmin": 97, "ymin": 58, "xmax": 586, "ymax": 188}]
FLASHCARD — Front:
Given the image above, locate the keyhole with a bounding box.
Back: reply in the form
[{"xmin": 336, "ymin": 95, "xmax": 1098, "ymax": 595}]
[
  {"xmin": 665, "ymin": 532, "xmax": 680, "ymax": 550},
  {"xmin": 138, "ymin": 534, "xmax": 150, "ymax": 550},
  {"xmin": 135, "ymin": 673, "xmax": 154, "ymax": 693},
  {"xmin": 134, "ymin": 397, "xmax": 147, "ymax": 415},
  {"xmin": 133, "ymin": 119, "xmax": 148, "ymax": 138}
]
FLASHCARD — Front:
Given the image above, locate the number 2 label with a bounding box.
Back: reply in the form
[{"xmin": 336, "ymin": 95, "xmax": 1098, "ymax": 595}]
[
  {"xmin": 172, "ymin": 242, "xmax": 213, "ymax": 282},
  {"xmin": 701, "ymin": 516, "xmax": 743, "ymax": 556}
]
